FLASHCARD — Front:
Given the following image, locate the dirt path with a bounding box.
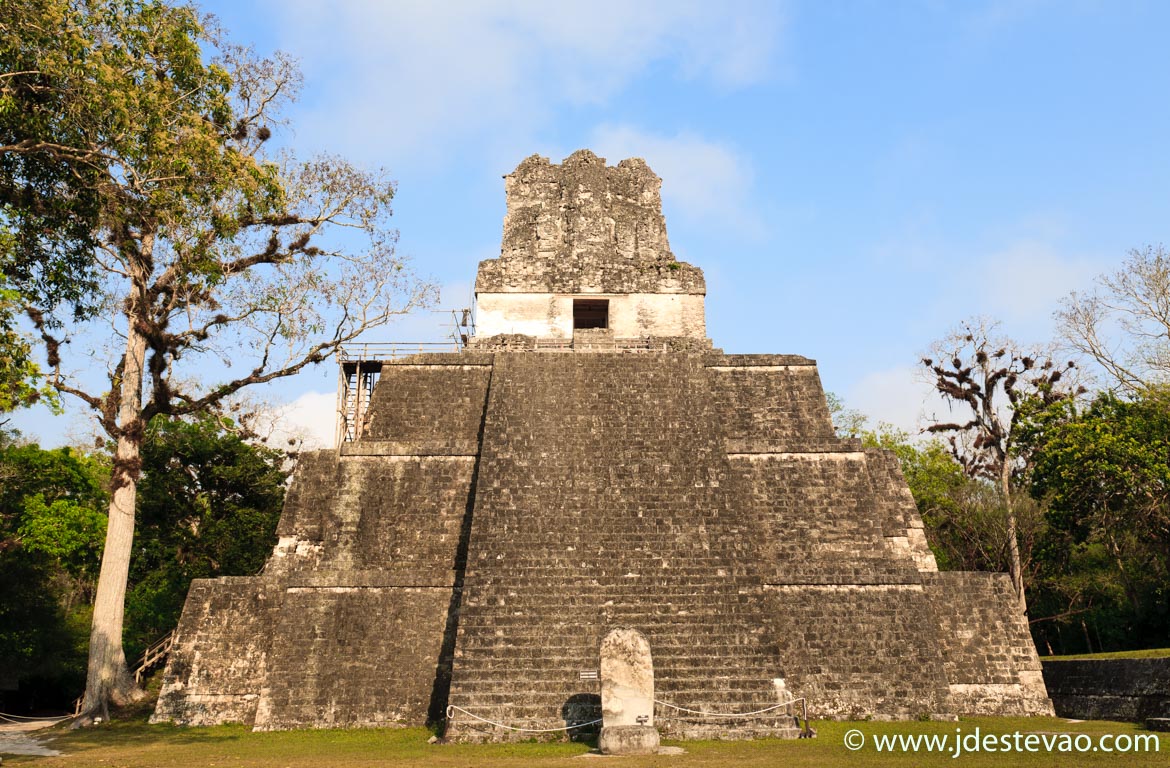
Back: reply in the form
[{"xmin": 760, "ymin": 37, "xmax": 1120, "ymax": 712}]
[{"xmin": 0, "ymin": 717, "xmax": 67, "ymax": 757}]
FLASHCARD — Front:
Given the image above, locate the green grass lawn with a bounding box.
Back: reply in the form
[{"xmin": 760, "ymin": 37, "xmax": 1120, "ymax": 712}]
[
  {"xmin": 7, "ymin": 717, "xmax": 1167, "ymax": 767},
  {"xmin": 1043, "ymin": 647, "xmax": 1170, "ymax": 661}
]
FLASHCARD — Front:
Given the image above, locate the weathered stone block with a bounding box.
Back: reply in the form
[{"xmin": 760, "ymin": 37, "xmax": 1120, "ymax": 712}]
[
  {"xmin": 1041, "ymin": 658, "xmax": 1170, "ymax": 721},
  {"xmin": 599, "ymin": 725, "xmax": 660, "ymax": 755}
]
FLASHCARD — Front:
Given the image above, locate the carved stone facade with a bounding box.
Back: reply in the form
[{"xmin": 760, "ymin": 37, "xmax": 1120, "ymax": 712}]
[
  {"xmin": 473, "ymin": 150, "xmax": 707, "ymax": 342},
  {"xmin": 153, "ymin": 152, "xmax": 1052, "ymax": 738}
]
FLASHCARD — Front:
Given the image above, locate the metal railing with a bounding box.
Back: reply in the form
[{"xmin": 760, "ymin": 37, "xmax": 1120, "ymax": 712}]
[
  {"xmin": 338, "ymin": 341, "xmax": 459, "ymax": 361},
  {"xmin": 531, "ymin": 337, "xmax": 674, "ymax": 352},
  {"xmin": 335, "ymin": 342, "xmax": 463, "ymax": 447}
]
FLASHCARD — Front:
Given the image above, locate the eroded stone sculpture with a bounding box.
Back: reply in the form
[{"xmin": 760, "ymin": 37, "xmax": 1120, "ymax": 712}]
[{"xmin": 599, "ymin": 628, "xmax": 659, "ymax": 755}]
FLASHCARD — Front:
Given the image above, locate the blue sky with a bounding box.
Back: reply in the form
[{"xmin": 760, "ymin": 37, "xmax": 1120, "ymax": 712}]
[{"xmin": 13, "ymin": 0, "xmax": 1170, "ymax": 446}]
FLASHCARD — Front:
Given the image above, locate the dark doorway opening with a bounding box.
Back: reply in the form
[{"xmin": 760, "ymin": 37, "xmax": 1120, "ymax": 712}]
[
  {"xmin": 573, "ymin": 299, "xmax": 609, "ymax": 330},
  {"xmin": 561, "ymin": 693, "xmax": 602, "ymax": 743}
]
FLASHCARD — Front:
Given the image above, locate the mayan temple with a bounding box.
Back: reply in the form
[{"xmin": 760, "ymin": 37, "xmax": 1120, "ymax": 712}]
[{"xmin": 153, "ymin": 150, "xmax": 1053, "ymax": 739}]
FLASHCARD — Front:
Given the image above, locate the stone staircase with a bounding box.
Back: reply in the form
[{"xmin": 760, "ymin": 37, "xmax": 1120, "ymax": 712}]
[{"xmin": 445, "ymin": 353, "xmax": 800, "ymax": 740}]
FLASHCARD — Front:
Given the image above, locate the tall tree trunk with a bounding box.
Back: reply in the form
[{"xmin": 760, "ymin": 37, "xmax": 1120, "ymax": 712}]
[
  {"xmin": 77, "ymin": 271, "xmax": 149, "ymax": 722},
  {"xmin": 1000, "ymin": 461, "xmax": 1028, "ymax": 615}
]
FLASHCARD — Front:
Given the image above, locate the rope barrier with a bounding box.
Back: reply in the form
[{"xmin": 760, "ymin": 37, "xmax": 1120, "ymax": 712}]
[
  {"xmin": 0, "ymin": 712, "xmax": 73, "ymax": 723},
  {"xmin": 445, "ymin": 705, "xmax": 601, "ymax": 733},
  {"xmin": 652, "ymin": 698, "xmax": 803, "ymax": 719},
  {"xmin": 445, "ymin": 697, "xmax": 806, "ymax": 731}
]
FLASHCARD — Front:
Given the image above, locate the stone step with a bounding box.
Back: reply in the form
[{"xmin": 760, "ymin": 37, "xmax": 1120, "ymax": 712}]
[
  {"xmin": 450, "ymin": 652, "xmax": 780, "ymax": 667},
  {"xmin": 454, "ymin": 624, "xmax": 769, "ymax": 638},
  {"xmin": 463, "ymin": 589, "xmax": 757, "ymax": 599},
  {"xmin": 464, "ymin": 573, "xmax": 754, "ymax": 584},
  {"xmin": 465, "ymin": 561, "xmax": 753, "ymax": 571},
  {"xmin": 446, "ymin": 693, "xmax": 790, "ymax": 712},
  {"xmin": 459, "ymin": 600, "xmax": 757, "ymax": 613},
  {"xmin": 464, "ymin": 575, "xmax": 754, "ymax": 586},
  {"xmin": 462, "ymin": 586, "xmax": 757, "ymax": 598},
  {"xmin": 452, "ymin": 648, "xmax": 778, "ymax": 663},
  {"xmin": 447, "ymin": 651, "xmax": 778, "ymax": 667},
  {"xmin": 450, "ymin": 679, "xmax": 781, "ymax": 694},
  {"xmin": 455, "ymin": 615, "xmax": 766, "ymax": 629},
  {"xmin": 461, "ymin": 586, "xmax": 758, "ymax": 597},
  {"xmin": 448, "ymin": 684, "xmax": 786, "ymax": 701}
]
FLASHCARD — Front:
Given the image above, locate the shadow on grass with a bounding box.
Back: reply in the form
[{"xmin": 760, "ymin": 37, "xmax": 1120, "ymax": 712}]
[
  {"xmin": 37, "ymin": 716, "xmax": 596, "ymax": 764},
  {"xmin": 38, "ymin": 717, "xmax": 248, "ymax": 756}
]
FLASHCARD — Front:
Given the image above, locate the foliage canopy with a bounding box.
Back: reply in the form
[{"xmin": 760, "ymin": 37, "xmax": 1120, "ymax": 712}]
[{"xmin": 3, "ymin": 0, "xmax": 434, "ymax": 716}]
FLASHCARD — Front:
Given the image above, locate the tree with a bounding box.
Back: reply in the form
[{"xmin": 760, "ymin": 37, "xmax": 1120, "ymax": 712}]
[
  {"xmin": 2, "ymin": 0, "xmax": 119, "ymax": 411},
  {"xmin": 1057, "ymin": 245, "xmax": 1170, "ymax": 394},
  {"xmin": 1026, "ymin": 388, "xmax": 1170, "ymax": 652},
  {"xmin": 1, "ymin": 441, "xmax": 109, "ymax": 562},
  {"xmin": 125, "ymin": 414, "xmax": 287, "ymax": 660},
  {"xmin": 862, "ymin": 425, "xmax": 1047, "ymax": 579},
  {"xmin": 0, "ymin": 0, "xmax": 106, "ymax": 302},
  {"xmin": 825, "ymin": 391, "xmax": 868, "ymax": 438},
  {"xmin": 0, "ymin": 288, "xmax": 58, "ymax": 413},
  {"xmin": 0, "ymin": 442, "xmax": 107, "ymax": 707},
  {"xmin": 922, "ymin": 319, "xmax": 1080, "ymax": 610},
  {"xmin": 4, "ymin": 1, "xmax": 435, "ymax": 719},
  {"xmin": 0, "ymin": 419, "xmax": 285, "ymax": 710}
]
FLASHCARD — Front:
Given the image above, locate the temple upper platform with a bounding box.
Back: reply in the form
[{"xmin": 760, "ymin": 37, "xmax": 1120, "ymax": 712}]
[{"xmin": 473, "ymin": 150, "xmax": 708, "ymax": 342}]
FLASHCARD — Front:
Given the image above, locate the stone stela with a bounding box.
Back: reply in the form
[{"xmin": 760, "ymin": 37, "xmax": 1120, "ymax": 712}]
[
  {"xmin": 151, "ymin": 150, "xmax": 1054, "ymax": 741},
  {"xmin": 599, "ymin": 628, "xmax": 659, "ymax": 755}
]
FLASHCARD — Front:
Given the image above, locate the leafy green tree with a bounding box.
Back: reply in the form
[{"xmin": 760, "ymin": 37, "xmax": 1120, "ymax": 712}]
[
  {"xmin": 0, "ymin": 288, "xmax": 57, "ymax": 412},
  {"xmin": 0, "ymin": 417, "xmax": 285, "ymax": 707},
  {"xmin": 0, "ymin": 553, "xmax": 88, "ymax": 709},
  {"xmin": 19, "ymin": 495, "xmax": 107, "ymax": 591},
  {"xmin": 0, "ymin": 0, "xmax": 106, "ymax": 305},
  {"xmin": 2, "ymin": 0, "xmax": 123, "ymax": 410},
  {"xmin": 825, "ymin": 391, "xmax": 868, "ymax": 438},
  {"xmin": 862, "ymin": 425, "xmax": 1047, "ymax": 578},
  {"xmin": 0, "ymin": 442, "xmax": 108, "ymax": 558},
  {"xmin": 0, "ymin": 442, "xmax": 107, "ymax": 707},
  {"xmin": 4, "ymin": 0, "xmax": 434, "ymax": 718},
  {"xmin": 1026, "ymin": 389, "xmax": 1170, "ymax": 652}
]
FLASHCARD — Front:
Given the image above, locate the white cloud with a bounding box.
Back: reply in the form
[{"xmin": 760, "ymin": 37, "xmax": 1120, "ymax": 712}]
[
  {"xmin": 269, "ymin": 0, "xmax": 785, "ymax": 165},
  {"xmin": 976, "ymin": 240, "xmax": 1096, "ymax": 327},
  {"xmin": 269, "ymin": 390, "xmax": 337, "ymax": 450},
  {"xmin": 845, "ymin": 364, "xmax": 946, "ymax": 436},
  {"xmin": 589, "ymin": 124, "xmax": 760, "ymax": 231}
]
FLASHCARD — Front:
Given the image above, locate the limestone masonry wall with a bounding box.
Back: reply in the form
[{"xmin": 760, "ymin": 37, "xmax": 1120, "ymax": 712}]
[
  {"xmin": 153, "ymin": 578, "xmax": 279, "ymax": 726},
  {"xmin": 924, "ymin": 573, "xmax": 1053, "ymax": 716},
  {"xmin": 709, "ymin": 358, "xmax": 836, "ymax": 448},
  {"xmin": 474, "ymin": 292, "xmax": 706, "ymax": 340},
  {"xmin": 732, "ymin": 454, "xmax": 922, "ymax": 584},
  {"xmin": 363, "ymin": 360, "xmax": 491, "ymax": 448},
  {"xmin": 763, "ymin": 584, "xmax": 953, "ymax": 718},
  {"xmin": 255, "ymin": 587, "xmax": 452, "ymax": 730},
  {"xmin": 473, "ymin": 151, "xmax": 707, "ymax": 341},
  {"xmin": 1042, "ymin": 659, "xmax": 1170, "ymax": 722},
  {"xmin": 445, "ymin": 352, "xmax": 795, "ymax": 741},
  {"xmin": 154, "ymin": 358, "xmax": 492, "ymax": 729}
]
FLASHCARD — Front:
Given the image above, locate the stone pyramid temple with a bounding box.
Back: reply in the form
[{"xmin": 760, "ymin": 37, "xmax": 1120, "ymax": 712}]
[{"xmin": 153, "ymin": 150, "xmax": 1053, "ymax": 739}]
